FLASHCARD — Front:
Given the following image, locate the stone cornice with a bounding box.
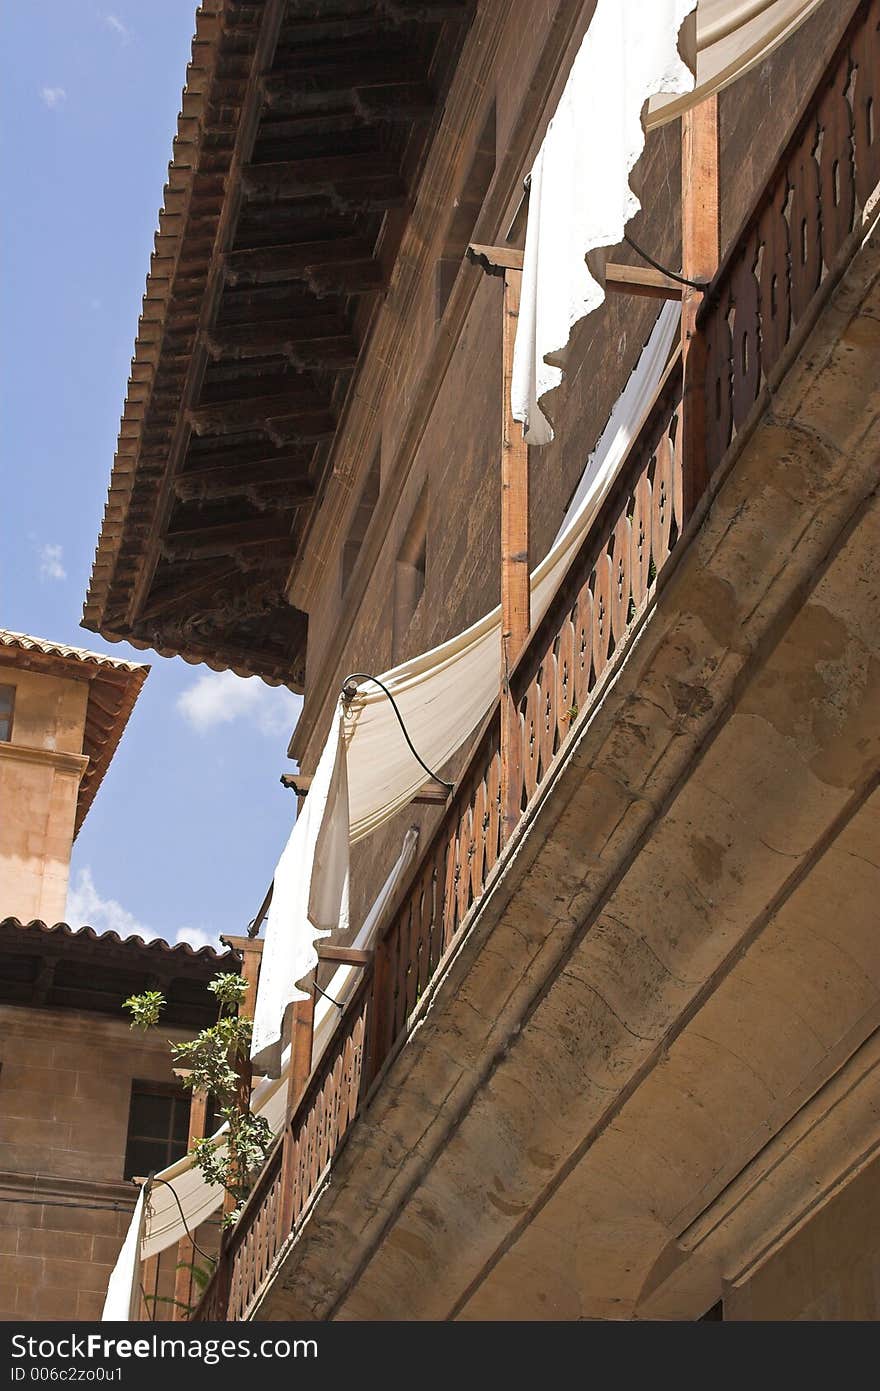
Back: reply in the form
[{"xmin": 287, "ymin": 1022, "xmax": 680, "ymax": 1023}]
[{"xmin": 0, "ymin": 741, "xmax": 89, "ymax": 782}]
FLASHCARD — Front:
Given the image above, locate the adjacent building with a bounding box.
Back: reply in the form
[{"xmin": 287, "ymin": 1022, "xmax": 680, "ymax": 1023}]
[
  {"xmin": 0, "ymin": 633, "xmax": 235, "ymax": 1319},
  {"xmin": 81, "ymin": 0, "xmax": 880, "ymax": 1320}
]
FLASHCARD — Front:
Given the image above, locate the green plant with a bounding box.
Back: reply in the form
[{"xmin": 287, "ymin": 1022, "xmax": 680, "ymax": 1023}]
[
  {"xmin": 122, "ymin": 972, "xmax": 271, "ymax": 1227},
  {"xmin": 122, "ymin": 989, "xmax": 165, "ymax": 1030}
]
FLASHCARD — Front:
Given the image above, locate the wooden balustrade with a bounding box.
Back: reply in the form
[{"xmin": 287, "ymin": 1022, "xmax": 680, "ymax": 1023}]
[
  {"xmin": 701, "ymin": 0, "xmax": 879, "ymax": 470},
  {"xmin": 192, "ymin": 3, "xmax": 878, "ymax": 1318}
]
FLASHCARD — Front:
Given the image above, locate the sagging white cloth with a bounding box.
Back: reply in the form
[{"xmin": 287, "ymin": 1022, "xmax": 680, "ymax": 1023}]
[
  {"xmin": 512, "ymin": 0, "xmax": 694, "ymax": 445},
  {"xmin": 101, "ymin": 1180, "xmax": 148, "ymax": 1321},
  {"xmin": 250, "ymin": 303, "xmax": 678, "ymax": 1088},
  {"xmin": 251, "ymin": 704, "xmax": 350, "ymax": 1076},
  {"xmin": 344, "ymin": 300, "xmax": 681, "ymax": 842},
  {"xmin": 131, "ymin": 828, "xmax": 419, "ymax": 1265},
  {"xmin": 647, "ymin": 0, "xmax": 828, "ymax": 127},
  {"xmin": 253, "ymin": 302, "xmax": 678, "ymax": 1072},
  {"xmin": 513, "ymin": 0, "xmax": 825, "ymax": 444}
]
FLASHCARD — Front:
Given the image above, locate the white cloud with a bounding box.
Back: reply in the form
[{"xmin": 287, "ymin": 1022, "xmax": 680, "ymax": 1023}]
[
  {"xmin": 38, "ymin": 543, "xmax": 67, "ymax": 582},
  {"xmin": 177, "ymin": 669, "xmax": 302, "ymax": 738},
  {"xmin": 104, "ymin": 13, "xmax": 132, "ymax": 43},
  {"xmin": 40, "ymin": 86, "xmax": 66, "ymax": 110},
  {"xmin": 67, "ymin": 866, "xmax": 147, "ymax": 939},
  {"xmin": 65, "ymin": 867, "xmax": 218, "ymax": 952}
]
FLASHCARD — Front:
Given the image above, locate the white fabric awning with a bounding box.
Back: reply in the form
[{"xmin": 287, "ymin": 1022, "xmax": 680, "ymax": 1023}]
[
  {"xmin": 647, "ymin": 0, "xmax": 828, "ymax": 127},
  {"xmin": 132, "ymin": 828, "xmax": 417, "ymax": 1266},
  {"xmin": 253, "ymin": 300, "xmax": 681, "ymax": 1077},
  {"xmin": 513, "ymin": 0, "xmax": 826, "ymax": 444},
  {"xmin": 251, "ymin": 705, "xmax": 350, "ymax": 1075},
  {"xmin": 101, "ymin": 1180, "xmax": 148, "ymax": 1321}
]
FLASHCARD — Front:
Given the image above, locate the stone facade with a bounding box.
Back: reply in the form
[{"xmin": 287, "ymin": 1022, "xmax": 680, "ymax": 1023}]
[
  {"xmin": 0, "ymin": 1005, "xmax": 217, "ymax": 1321},
  {"xmin": 289, "ymin": 0, "xmax": 847, "ymax": 933}
]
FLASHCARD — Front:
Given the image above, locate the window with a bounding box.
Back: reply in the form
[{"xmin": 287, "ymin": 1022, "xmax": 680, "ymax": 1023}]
[
  {"xmin": 392, "ymin": 486, "xmax": 428, "ymax": 659},
  {"xmin": 435, "ymin": 103, "xmax": 496, "ymax": 321},
  {"xmin": 341, "ymin": 447, "xmax": 381, "ymax": 594},
  {"xmin": 0, "ymin": 685, "xmax": 14, "ymax": 742},
  {"xmin": 123, "ymin": 1082, "xmax": 191, "ymax": 1180}
]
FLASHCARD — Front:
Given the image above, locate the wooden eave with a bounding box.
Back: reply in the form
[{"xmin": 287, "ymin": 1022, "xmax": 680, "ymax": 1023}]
[
  {"xmin": 0, "ymin": 919, "xmax": 238, "ymax": 1027},
  {"xmin": 82, "ymin": 0, "xmax": 474, "ymax": 690}
]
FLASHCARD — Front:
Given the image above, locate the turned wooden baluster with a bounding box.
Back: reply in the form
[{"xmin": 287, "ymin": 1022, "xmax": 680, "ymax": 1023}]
[{"xmin": 278, "ymin": 990, "xmax": 315, "ymax": 1236}]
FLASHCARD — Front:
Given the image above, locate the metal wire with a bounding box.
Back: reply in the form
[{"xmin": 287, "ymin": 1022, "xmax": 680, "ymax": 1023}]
[
  {"xmin": 623, "ymin": 231, "xmax": 709, "ymax": 290},
  {"xmin": 340, "ymin": 673, "xmax": 454, "ymax": 790},
  {"xmin": 313, "ymin": 979, "xmax": 344, "ymax": 1011},
  {"xmin": 148, "ymin": 1175, "xmax": 215, "ymax": 1263}
]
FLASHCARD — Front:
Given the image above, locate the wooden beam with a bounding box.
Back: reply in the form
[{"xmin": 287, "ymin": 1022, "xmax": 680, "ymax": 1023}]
[
  {"xmin": 279, "ymin": 990, "xmax": 315, "ymax": 1235},
  {"xmin": 173, "ymin": 470, "xmax": 315, "ymax": 508},
  {"xmin": 188, "ymin": 399, "xmax": 336, "ymax": 442},
  {"xmin": 280, "ymin": 772, "xmax": 312, "ymax": 795},
  {"xmin": 680, "ymin": 95, "xmax": 719, "ymax": 518},
  {"xmin": 181, "ymin": 441, "xmax": 313, "ymax": 477},
  {"xmin": 466, "ymin": 242, "xmax": 524, "ymax": 276},
  {"xmin": 162, "ymin": 515, "xmax": 292, "ymax": 559},
  {"xmin": 138, "ymin": 562, "xmax": 239, "ymax": 622},
  {"xmin": 205, "ymin": 324, "xmax": 359, "ymax": 367},
  {"xmin": 172, "ymin": 1085, "xmax": 209, "ymax": 1320},
  {"xmin": 410, "ymin": 779, "xmax": 450, "ymax": 805},
  {"xmin": 224, "ymin": 236, "xmax": 373, "ymax": 284},
  {"xmin": 499, "ymin": 267, "xmax": 529, "ymax": 843},
  {"xmin": 262, "ymin": 59, "xmax": 419, "ymax": 109},
  {"xmin": 604, "ymin": 262, "xmax": 683, "ymax": 300},
  {"xmin": 241, "ymin": 155, "xmax": 405, "ymax": 203},
  {"xmin": 315, "ymin": 946, "xmax": 372, "ymax": 967}
]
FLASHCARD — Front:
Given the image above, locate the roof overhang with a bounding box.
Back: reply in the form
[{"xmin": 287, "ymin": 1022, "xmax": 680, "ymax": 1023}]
[
  {"xmin": 0, "ymin": 630, "xmax": 149, "ymax": 836},
  {"xmin": 82, "ymin": 0, "xmax": 474, "ymax": 689},
  {"xmin": 0, "ymin": 918, "xmax": 238, "ymax": 1027}
]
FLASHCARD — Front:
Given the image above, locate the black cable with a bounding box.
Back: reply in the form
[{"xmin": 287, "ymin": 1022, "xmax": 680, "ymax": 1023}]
[
  {"xmin": 148, "ymin": 1175, "xmax": 215, "ymax": 1263},
  {"xmin": 139, "ymin": 1281, "xmax": 155, "ymax": 1323},
  {"xmin": 313, "ymin": 979, "xmax": 344, "ymax": 1011},
  {"xmin": 623, "ymin": 232, "xmax": 709, "ymax": 290},
  {"xmin": 340, "ymin": 673, "xmax": 454, "ymax": 790}
]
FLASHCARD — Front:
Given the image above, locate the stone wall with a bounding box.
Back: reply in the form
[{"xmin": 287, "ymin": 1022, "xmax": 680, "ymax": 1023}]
[
  {"xmin": 0, "ymin": 1005, "xmax": 217, "ymax": 1321},
  {"xmin": 726, "ymin": 1156, "xmax": 880, "ymax": 1321},
  {"xmin": 293, "ymin": 1, "xmax": 853, "ymax": 934}
]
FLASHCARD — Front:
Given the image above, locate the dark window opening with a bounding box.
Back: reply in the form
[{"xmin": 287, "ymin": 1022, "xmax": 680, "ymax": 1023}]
[
  {"xmin": 123, "ymin": 1082, "xmax": 191, "ymax": 1181},
  {"xmin": 341, "ymin": 447, "xmax": 381, "ymax": 595},
  {"xmin": 435, "ymin": 103, "xmax": 496, "ymax": 322},
  {"xmin": 0, "ymin": 685, "xmax": 15, "ymax": 742},
  {"xmin": 393, "ymin": 487, "xmax": 428, "ymax": 660}
]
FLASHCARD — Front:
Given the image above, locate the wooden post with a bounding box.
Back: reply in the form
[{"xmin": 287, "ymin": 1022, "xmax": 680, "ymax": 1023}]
[
  {"xmin": 279, "ymin": 989, "xmax": 316, "ymax": 1236},
  {"xmin": 680, "ymin": 94, "xmax": 720, "ymax": 517},
  {"xmin": 500, "ymin": 267, "xmax": 530, "ymax": 842},
  {"xmin": 171, "ymin": 1085, "xmax": 209, "ymax": 1320},
  {"xmin": 140, "ymin": 1252, "xmax": 159, "ymax": 1321}
]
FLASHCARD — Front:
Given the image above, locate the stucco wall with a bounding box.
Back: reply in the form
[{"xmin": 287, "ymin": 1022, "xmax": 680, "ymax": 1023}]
[{"xmin": 0, "ymin": 668, "xmax": 89, "ymax": 925}]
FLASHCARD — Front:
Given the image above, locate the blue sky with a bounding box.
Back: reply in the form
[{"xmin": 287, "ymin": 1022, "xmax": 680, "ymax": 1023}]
[{"xmin": 2, "ymin": 4, "xmax": 302, "ymax": 949}]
